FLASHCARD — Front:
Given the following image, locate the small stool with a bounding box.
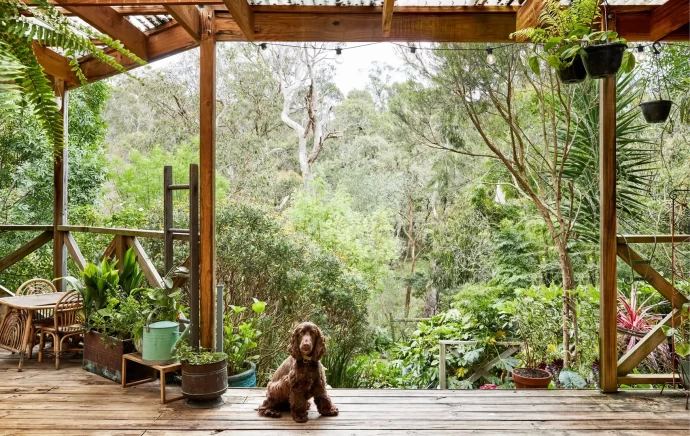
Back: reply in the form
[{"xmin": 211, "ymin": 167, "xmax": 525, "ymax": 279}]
[{"xmin": 122, "ymin": 352, "xmax": 183, "ymax": 404}]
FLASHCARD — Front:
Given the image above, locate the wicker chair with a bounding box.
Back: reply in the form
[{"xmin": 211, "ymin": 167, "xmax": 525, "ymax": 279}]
[
  {"xmin": 38, "ymin": 290, "xmax": 84, "ymax": 369},
  {"xmin": 16, "ymin": 278, "xmax": 58, "ymax": 359}
]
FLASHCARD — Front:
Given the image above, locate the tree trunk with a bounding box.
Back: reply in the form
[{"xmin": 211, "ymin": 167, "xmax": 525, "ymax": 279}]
[
  {"xmin": 555, "ymin": 240, "xmax": 577, "ymax": 368},
  {"xmin": 423, "ymin": 286, "xmax": 439, "ymax": 318}
]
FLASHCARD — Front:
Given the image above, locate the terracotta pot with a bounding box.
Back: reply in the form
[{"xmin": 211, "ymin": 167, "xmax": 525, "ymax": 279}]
[{"xmin": 511, "ymin": 368, "xmax": 552, "ymax": 389}]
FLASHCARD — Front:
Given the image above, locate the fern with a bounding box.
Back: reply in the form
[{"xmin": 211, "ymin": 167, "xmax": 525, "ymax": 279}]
[{"xmin": 0, "ymin": 0, "xmax": 146, "ymax": 151}]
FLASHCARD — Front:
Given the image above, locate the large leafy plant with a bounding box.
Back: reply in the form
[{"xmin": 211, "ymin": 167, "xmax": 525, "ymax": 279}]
[
  {"xmin": 0, "ymin": 0, "xmax": 144, "ymax": 149},
  {"xmin": 62, "ymin": 257, "xmax": 120, "ymax": 320},
  {"xmin": 511, "ymin": 0, "xmax": 634, "ymax": 73},
  {"xmin": 223, "ymin": 298, "xmax": 266, "ymax": 376}
]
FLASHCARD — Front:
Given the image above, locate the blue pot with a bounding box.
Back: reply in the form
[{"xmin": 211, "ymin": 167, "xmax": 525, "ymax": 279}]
[{"xmin": 228, "ymin": 361, "xmax": 257, "ymax": 387}]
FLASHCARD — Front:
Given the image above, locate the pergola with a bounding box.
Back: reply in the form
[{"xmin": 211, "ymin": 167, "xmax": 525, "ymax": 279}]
[{"xmin": 8, "ymin": 0, "xmax": 690, "ymax": 395}]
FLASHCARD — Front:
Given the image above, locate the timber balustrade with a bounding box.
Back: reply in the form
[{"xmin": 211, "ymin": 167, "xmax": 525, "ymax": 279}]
[
  {"xmin": 615, "ymin": 234, "xmax": 690, "ymax": 387},
  {"xmin": 0, "ymin": 225, "xmax": 195, "ymax": 289}
]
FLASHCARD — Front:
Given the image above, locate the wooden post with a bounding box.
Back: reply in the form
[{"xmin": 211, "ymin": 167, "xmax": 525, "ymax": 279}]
[
  {"xmin": 599, "ymin": 75, "xmax": 618, "ymax": 394},
  {"xmin": 163, "ymin": 166, "xmax": 174, "ymax": 275},
  {"xmin": 189, "ymin": 164, "xmax": 200, "ymax": 350},
  {"xmin": 53, "ymin": 79, "xmax": 68, "ymax": 292},
  {"xmin": 199, "ymin": 8, "xmax": 217, "ymax": 350}
]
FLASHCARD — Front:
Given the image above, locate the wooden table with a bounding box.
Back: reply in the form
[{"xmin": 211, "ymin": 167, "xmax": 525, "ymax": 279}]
[
  {"xmin": 0, "ymin": 292, "xmax": 66, "ymax": 371},
  {"xmin": 122, "ymin": 352, "xmax": 183, "ymax": 404}
]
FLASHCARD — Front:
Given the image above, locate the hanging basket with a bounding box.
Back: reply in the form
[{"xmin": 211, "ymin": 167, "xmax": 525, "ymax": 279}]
[
  {"xmin": 583, "ymin": 43, "xmax": 626, "ymax": 79},
  {"xmin": 639, "ymin": 100, "xmax": 673, "ymax": 123},
  {"xmin": 558, "ymin": 55, "xmax": 587, "ymax": 84}
]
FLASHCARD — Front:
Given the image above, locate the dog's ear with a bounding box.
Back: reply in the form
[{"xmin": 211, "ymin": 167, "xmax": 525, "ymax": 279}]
[
  {"xmin": 312, "ymin": 325, "xmax": 327, "ymax": 361},
  {"xmin": 289, "ymin": 325, "xmax": 302, "ymax": 360}
]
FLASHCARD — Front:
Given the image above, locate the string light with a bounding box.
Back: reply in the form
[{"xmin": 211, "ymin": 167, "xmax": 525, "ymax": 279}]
[
  {"xmin": 409, "ymin": 45, "xmax": 417, "ymax": 54},
  {"xmin": 260, "ymin": 43, "xmax": 267, "ymax": 50},
  {"xmin": 634, "ymin": 45, "xmax": 647, "ymax": 62},
  {"xmin": 485, "ymin": 47, "xmax": 496, "ymax": 65},
  {"xmin": 335, "ymin": 47, "xmax": 344, "ymax": 65}
]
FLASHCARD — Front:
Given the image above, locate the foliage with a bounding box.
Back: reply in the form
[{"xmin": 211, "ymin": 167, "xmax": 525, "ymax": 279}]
[
  {"xmin": 118, "ymin": 247, "xmax": 144, "ymax": 295},
  {"xmin": 223, "ymin": 298, "xmax": 266, "ymax": 376},
  {"xmin": 62, "ymin": 257, "xmax": 120, "ymax": 321},
  {"xmin": 0, "ymin": 0, "xmax": 143, "ymax": 149},
  {"xmin": 497, "ymin": 286, "xmax": 563, "ymax": 369},
  {"xmin": 511, "ymin": 0, "xmax": 634, "ymax": 73},
  {"xmin": 617, "ymin": 289, "xmax": 661, "ymax": 352},
  {"xmin": 664, "ymin": 303, "xmax": 690, "ymax": 359},
  {"xmin": 215, "ymin": 203, "xmax": 371, "ymax": 384},
  {"xmin": 176, "ymin": 342, "xmax": 227, "ymax": 365}
]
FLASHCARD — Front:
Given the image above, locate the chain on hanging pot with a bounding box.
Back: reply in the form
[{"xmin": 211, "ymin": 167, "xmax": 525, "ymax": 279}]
[{"xmin": 639, "ymin": 42, "xmax": 673, "ymax": 123}]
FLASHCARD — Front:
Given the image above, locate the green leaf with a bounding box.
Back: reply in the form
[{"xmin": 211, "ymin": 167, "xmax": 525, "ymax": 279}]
[
  {"xmin": 528, "ymin": 56, "xmax": 541, "ymax": 75},
  {"xmin": 676, "ymin": 343, "xmax": 690, "ymax": 358},
  {"xmin": 559, "ymin": 370, "xmax": 587, "ymax": 388},
  {"xmin": 251, "ymin": 298, "xmax": 266, "ymax": 314}
]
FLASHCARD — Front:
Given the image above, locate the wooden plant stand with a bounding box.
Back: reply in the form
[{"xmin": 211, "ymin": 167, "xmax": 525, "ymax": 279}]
[{"xmin": 122, "ymin": 352, "xmax": 183, "ymax": 404}]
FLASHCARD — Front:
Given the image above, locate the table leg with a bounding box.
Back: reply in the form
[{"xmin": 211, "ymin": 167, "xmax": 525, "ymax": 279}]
[
  {"xmin": 18, "ymin": 310, "xmax": 33, "ymax": 372},
  {"xmin": 160, "ymin": 369, "xmax": 166, "ymax": 404},
  {"xmin": 122, "ymin": 354, "xmax": 127, "ymax": 388}
]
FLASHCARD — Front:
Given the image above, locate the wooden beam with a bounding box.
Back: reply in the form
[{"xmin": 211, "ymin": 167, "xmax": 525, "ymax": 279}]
[
  {"xmin": 199, "ymin": 7, "xmax": 216, "ymax": 351},
  {"xmin": 114, "ymin": 235, "xmax": 127, "ymax": 271},
  {"xmin": 382, "ymin": 0, "xmax": 394, "ymax": 37},
  {"xmin": 56, "ymin": 4, "xmax": 149, "ymax": 60},
  {"xmin": 599, "ymin": 74, "xmax": 617, "ymax": 394},
  {"xmin": 649, "ymin": 0, "xmax": 690, "ymax": 42},
  {"xmin": 165, "ymin": 5, "xmax": 202, "ymax": 41},
  {"xmin": 618, "ymin": 310, "xmax": 682, "ymax": 376},
  {"xmin": 617, "ymin": 244, "xmax": 689, "ymax": 310},
  {"xmin": 53, "ymin": 79, "xmax": 68, "ymax": 292},
  {"xmin": 618, "ymin": 373, "xmax": 679, "ymax": 385},
  {"xmin": 222, "ymin": 0, "xmax": 254, "ymax": 41},
  {"xmin": 0, "ymin": 232, "xmax": 53, "ymax": 273},
  {"xmin": 515, "ymin": 0, "xmax": 542, "ymax": 30},
  {"xmin": 58, "ymin": 225, "xmax": 164, "ymax": 239},
  {"xmin": 64, "ymin": 232, "xmax": 86, "ymax": 270},
  {"xmin": 32, "ymin": 43, "xmax": 81, "ymax": 89},
  {"xmin": 0, "ymin": 225, "xmax": 53, "ymax": 231},
  {"xmin": 616, "ymin": 11, "xmax": 690, "ymax": 42},
  {"xmin": 126, "ymin": 237, "xmax": 164, "ymax": 288},
  {"xmin": 215, "ymin": 12, "xmax": 517, "ymax": 42},
  {"xmin": 76, "ymin": 23, "xmax": 197, "ymax": 87},
  {"xmin": 617, "ymin": 235, "xmax": 690, "ymax": 244},
  {"xmin": 101, "ymin": 237, "xmax": 116, "ymax": 261}
]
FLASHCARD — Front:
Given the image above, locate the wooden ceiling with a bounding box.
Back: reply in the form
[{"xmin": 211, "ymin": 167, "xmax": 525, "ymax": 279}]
[{"xmin": 26, "ymin": 0, "xmax": 690, "ymax": 88}]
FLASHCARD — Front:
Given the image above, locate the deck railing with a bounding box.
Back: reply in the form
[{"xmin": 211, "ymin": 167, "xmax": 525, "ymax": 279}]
[{"xmin": 0, "ymin": 224, "xmax": 190, "ymax": 289}]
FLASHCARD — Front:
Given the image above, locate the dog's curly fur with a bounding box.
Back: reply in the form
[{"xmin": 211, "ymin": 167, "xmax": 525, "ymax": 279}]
[{"xmin": 258, "ymin": 322, "xmax": 339, "ymax": 423}]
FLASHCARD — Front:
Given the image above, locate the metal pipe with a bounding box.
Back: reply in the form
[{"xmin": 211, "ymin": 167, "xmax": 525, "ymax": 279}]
[{"xmin": 216, "ymin": 284, "xmax": 224, "ymax": 353}]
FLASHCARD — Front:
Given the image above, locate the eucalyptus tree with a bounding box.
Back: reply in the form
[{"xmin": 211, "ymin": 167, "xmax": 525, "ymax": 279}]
[
  {"xmin": 259, "ymin": 43, "xmax": 342, "ymax": 187},
  {"xmin": 392, "ymin": 44, "xmax": 653, "ymax": 367}
]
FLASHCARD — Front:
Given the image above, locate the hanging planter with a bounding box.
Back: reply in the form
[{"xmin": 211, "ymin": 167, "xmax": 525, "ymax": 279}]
[
  {"xmin": 639, "ymin": 100, "xmax": 673, "ymax": 123},
  {"xmin": 558, "ymin": 55, "xmax": 587, "ymax": 84},
  {"xmin": 582, "ymin": 43, "xmax": 627, "ymax": 79}
]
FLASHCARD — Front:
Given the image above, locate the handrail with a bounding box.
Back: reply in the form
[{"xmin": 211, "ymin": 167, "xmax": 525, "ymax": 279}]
[
  {"xmin": 0, "ymin": 225, "xmax": 53, "ymax": 232},
  {"xmin": 617, "ymin": 235, "xmax": 690, "ymax": 244},
  {"xmin": 439, "ymin": 340, "xmax": 522, "ymax": 390}
]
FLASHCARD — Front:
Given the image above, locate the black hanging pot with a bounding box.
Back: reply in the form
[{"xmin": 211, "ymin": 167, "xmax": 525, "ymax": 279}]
[
  {"xmin": 639, "ymin": 100, "xmax": 673, "ymax": 123},
  {"xmin": 582, "ymin": 43, "xmax": 627, "ymax": 79},
  {"xmin": 558, "ymin": 55, "xmax": 587, "ymax": 84}
]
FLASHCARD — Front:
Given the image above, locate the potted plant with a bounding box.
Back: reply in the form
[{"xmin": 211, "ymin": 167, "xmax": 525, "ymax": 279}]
[
  {"xmin": 176, "ymin": 341, "xmax": 228, "ymax": 404},
  {"xmin": 639, "ymin": 43, "xmax": 673, "ymax": 124},
  {"xmin": 511, "ymin": 0, "xmax": 634, "ymax": 82},
  {"xmin": 223, "ymin": 298, "xmax": 266, "ymax": 387},
  {"xmin": 63, "ymin": 255, "xmax": 135, "ymax": 383}
]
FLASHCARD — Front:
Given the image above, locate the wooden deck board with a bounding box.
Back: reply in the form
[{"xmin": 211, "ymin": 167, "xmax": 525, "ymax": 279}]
[{"xmin": 0, "ymin": 351, "xmax": 688, "ymax": 434}]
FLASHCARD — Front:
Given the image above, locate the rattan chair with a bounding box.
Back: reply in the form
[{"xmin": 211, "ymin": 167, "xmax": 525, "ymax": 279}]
[
  {"xmin": 16, "ymin": 278, "xmax": 58, "ymax": 359},
  {"xmin": 38, "ymin": 290, "xmax": 84, "ymax": 369}
]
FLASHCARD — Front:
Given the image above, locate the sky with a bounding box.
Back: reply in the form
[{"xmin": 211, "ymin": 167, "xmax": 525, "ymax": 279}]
[{"xmin": 331, "ymin": 43, "xmax": 406, "ymax": 95}]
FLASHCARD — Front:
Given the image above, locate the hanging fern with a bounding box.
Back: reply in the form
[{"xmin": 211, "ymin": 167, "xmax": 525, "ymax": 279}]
[{"xmin": 0, "ymin": 0, "xmax": 145, "ymax": 151}]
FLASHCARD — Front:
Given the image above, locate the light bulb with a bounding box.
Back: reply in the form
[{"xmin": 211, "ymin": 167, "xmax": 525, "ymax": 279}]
[
  {"xmin": 260, "ymin": 43, "xmax": 267, "ymax": 50},
  {"xmin": 635, "ymin": 45, "xmax": 647, "ymax": 62},
  {"xmin": 335, "ymin": 48, "xmax": 344, "ymax": 64},
  {"xmin": 486, "ymin": 48, "xmax": 496, "ymax": 65}
]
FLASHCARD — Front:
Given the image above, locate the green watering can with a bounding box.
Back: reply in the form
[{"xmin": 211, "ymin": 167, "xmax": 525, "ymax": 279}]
[{"xmin": 142, "ymin": 313, "xmax": 191, "ymax": 365}]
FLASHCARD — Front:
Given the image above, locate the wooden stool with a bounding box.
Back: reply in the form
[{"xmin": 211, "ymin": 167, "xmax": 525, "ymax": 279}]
[{"xmin": 122, "ymin": 352, "xmax": 183, "ymax": 404}]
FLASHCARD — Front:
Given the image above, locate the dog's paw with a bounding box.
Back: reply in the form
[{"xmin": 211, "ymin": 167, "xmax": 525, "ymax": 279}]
[
  {"xmin": 321, "ymin": 406, "xmax": 339, "ymax": 417},
  {"xmin": 292, "ymin": 413, "xmax": 309, "ymax": 423},
  {"xmin": 259, "ymin": 408, "xmax": 282, "ymax": 418}
]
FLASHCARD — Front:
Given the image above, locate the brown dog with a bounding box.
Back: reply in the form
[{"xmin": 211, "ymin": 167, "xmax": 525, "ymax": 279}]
[{"xmin": 258, "ymin": 322, "xmax": 339, "ymax": 422}]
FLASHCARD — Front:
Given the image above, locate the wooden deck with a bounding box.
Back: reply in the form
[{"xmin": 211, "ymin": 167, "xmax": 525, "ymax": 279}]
[{"xmin": 1, "ymin": 351, "xmax": 688, "ymax": 435}]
